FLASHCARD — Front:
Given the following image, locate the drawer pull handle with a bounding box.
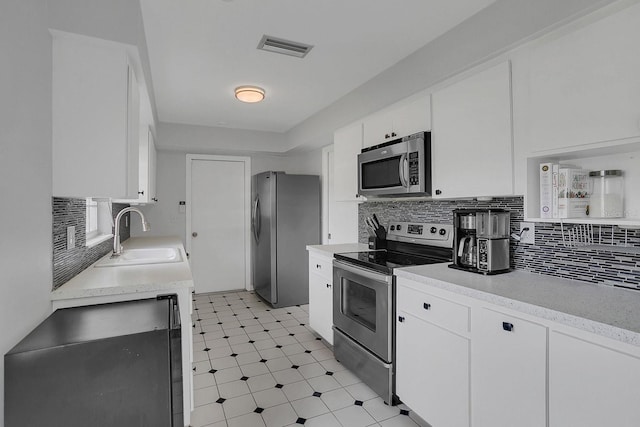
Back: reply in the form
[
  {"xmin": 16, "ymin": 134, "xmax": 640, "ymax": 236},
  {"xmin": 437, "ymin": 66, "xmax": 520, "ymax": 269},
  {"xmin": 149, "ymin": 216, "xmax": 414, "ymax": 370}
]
[
  {"xmin": 316, "ymin": 264, "xmax": 321, "ymax": 269},
  {"xmin": 502, "ymin": 322, "xmax": 514, "ymax": 332},
  {"xmin": 423, "ymin": 303, "xmax": 431, "ymax": 310},
  {"xmin": 326, "ymin": 283, "xmax": 332, "ymax": 288},
  {"xmin": 398, "ymin": 316, "xmax": 405, "ymax": 323}
]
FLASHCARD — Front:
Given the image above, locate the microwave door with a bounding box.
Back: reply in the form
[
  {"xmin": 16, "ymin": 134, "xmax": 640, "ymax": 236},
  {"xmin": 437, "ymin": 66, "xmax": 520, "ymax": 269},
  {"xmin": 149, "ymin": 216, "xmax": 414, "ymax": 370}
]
[{"xmin": 358, "ymin": 141, "xmax": 410, "ymax": 196}]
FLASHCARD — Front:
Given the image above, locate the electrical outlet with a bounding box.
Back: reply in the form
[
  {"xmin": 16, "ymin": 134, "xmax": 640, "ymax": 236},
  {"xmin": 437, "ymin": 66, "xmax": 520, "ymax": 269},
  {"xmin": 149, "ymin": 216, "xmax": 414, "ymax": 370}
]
[
  {"xmin": 520, "ymin": 222, "xmax": 535, "ymax": 244},
  {"xmin": 66, "ymin": 226, "xmax": 75, "ymax": 250}
]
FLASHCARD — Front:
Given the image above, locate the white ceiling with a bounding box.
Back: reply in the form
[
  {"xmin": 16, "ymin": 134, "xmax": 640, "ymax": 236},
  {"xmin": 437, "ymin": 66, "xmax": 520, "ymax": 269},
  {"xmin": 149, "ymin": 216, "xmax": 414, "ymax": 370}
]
[{"xmin": 140, "ymin": 0, "xmax": 496, "ymax": 134}]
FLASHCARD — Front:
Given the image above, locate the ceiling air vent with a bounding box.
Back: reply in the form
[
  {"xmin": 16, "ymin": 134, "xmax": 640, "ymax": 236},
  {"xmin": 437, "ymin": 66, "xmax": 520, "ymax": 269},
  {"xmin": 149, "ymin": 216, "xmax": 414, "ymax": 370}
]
[{"xmin": 257, "ymin": 35, "xmax": 313, "ymax": 58}]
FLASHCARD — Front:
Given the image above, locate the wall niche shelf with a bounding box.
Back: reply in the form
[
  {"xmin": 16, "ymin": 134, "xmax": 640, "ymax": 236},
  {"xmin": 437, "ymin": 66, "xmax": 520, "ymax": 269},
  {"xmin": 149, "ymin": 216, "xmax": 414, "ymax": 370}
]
[
  {"xmin": 525, "ymin": 137, "xmax": 640, "ymax": 228},
  {"xmin": 526, "ymin": 217, "xmax": 640, "ymax": 229}
]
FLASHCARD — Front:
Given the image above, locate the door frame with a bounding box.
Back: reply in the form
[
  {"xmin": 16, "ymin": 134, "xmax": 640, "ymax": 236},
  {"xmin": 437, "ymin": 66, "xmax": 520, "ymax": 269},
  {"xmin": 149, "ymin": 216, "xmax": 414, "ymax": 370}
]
[{"xmin": 186, "ymin": 154, "xmax": 252, "ymax": 291}]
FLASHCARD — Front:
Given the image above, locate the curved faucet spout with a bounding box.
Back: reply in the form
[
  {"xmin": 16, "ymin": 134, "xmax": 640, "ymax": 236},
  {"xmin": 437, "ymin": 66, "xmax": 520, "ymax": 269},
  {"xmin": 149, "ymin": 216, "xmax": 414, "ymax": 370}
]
[{"xmin": 113, "ymin": 207, "xmax": 150, "ymax": 255}]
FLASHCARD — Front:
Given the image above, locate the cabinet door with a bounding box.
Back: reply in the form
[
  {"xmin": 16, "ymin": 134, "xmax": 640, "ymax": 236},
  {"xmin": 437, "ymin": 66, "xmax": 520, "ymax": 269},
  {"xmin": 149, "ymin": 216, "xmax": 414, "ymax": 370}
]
[
  {"xmin": 308, "ymin": 254, "xmax": 334, "ymax": 344},
  {"xmin": 126, "ymin": 65, "xmax": 140, "ymax": 199},
  {"xmin": 431, "ymin": 61, "xmax": 513, "ymax": 198},
  {"xmin": 472, "ymin": 308, "xmax": 547, "ymax": 427},
  {"xmin": 362, "ymin": 109, "xmax": 391, "ymax": 148},
  {"xmin": 549, "ymin": 331, "xmax": 640, "ymax": 427},
  {"xmin": 333, "ymin": 122, "xmax": 363, "ymax": 201},
  {"xmin": 362, "ymin": 94, "xmax": 431, "ymax": 148},
  {"xmin": 308, "ymin": 272, "xmax": 333, "ymax": 345},
  {"xmin": 391, "ymin": 94, "xmax": 431, "ymax": 140},
  {"xmin": 52, "ymin": 33, "xmax": 139, "ymax": 199},
  {"xmin": 148, "ymin": 130, "xmax": 157, "ymax": 202},
  {"xmin": 396, "ymin": 312, "xmax": 470, "ymax": 427},
  {"xmin": 524, "ymin": 3, "xmax": 640, "ymax": 153}
]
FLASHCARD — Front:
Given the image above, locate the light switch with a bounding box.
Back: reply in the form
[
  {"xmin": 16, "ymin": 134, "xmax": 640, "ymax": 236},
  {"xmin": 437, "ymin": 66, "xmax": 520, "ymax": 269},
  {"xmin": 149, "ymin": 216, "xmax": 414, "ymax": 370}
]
[{"xmin": 67, "ymin": 226, "xmax": 75, "ymax": 250}]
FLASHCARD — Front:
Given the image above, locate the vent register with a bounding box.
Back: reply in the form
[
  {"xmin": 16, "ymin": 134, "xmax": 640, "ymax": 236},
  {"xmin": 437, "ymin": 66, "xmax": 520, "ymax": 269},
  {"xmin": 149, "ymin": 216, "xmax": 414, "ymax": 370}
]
[{"xmin": 257, "ymin": 35, "xmax": 313, "ymax": 58}]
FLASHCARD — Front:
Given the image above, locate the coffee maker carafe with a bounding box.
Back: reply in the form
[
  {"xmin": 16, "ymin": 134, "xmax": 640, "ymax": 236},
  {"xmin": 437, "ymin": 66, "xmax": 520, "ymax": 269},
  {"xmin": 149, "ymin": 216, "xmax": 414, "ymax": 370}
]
[{"xmin": 450, "ymin": 209, "xmax": 511, "ymax": 275}]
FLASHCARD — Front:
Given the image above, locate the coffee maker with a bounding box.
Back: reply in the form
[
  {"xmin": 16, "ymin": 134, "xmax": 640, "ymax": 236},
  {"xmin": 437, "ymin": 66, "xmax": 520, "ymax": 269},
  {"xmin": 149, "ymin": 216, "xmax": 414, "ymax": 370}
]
[{"xmin": 450, "ymin": 209, "xmax": 510, "ymax": 275}]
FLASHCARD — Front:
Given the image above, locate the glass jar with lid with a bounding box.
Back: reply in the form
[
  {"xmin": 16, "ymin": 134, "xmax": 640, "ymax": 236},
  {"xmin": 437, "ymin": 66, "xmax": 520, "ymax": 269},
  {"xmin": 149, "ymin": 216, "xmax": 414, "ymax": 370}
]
[{"xmin": 589, "ymin": 170, "xmax": 624, "ymax": 218}]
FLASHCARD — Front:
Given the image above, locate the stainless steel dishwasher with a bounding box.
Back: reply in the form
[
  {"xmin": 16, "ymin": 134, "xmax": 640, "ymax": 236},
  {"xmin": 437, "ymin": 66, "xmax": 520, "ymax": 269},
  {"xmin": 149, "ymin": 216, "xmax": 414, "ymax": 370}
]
[{"xmin": 4, "ymin": 295, "xmax": 182, "ymax": 427}]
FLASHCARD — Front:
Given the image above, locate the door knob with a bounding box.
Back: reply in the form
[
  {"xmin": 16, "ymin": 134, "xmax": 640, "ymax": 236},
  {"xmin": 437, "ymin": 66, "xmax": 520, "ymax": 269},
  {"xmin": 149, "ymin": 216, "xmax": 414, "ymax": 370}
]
[{"xmin": 192, "ymin": 232, "xmax": 198, "ymax": 238}]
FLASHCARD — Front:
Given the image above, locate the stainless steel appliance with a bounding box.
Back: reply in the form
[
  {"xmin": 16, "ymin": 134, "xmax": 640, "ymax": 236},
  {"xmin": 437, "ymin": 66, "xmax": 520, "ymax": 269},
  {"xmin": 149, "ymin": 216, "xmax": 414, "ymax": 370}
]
[
  {"xmin": 357, "ymin": 131, "xmax": 431, "ymax": 197},
  {"xmin": 450, "ymin": 209, "xmax": 511, "ymax": 274},
  {"xmin": 333, "ymin": 221, "xmax": 453, "ymax": 404},
  {"xmin": 4, "ymin": 296, "xmax": 182, "ymax": 427},
  {"xmin": 251, "ymin": 171, "xmax": 320, "ymax": 308}
]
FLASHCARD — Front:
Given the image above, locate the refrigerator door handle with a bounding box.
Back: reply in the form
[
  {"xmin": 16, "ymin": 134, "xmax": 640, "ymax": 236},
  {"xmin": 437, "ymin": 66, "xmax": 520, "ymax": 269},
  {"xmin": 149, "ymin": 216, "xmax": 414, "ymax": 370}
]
[{"xmin": 252, "ymin": 197, "xmax": 261, "ymax": 242}]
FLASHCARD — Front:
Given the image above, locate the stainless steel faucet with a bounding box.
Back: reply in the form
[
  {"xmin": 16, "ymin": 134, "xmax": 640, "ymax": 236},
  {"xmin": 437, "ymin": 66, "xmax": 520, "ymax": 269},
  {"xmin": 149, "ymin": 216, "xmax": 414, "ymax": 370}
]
[{"xmin": 113, "ymin": 207, "xmax": 150, "ymax": 256}]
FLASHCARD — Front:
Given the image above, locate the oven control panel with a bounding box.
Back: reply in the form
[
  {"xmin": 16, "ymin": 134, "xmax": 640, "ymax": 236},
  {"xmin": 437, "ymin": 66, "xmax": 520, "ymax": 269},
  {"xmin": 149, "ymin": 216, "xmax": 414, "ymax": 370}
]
[{"xmin": 387, "ymin": 222, "xmax": 453, "ymax": 248}]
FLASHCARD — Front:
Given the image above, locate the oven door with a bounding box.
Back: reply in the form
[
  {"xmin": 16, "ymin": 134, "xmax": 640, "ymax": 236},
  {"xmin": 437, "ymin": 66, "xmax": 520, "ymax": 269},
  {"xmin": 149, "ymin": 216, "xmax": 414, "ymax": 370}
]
[{"xmin": 333, "ymin": 260, "xmax": 393, "ymax": 362}]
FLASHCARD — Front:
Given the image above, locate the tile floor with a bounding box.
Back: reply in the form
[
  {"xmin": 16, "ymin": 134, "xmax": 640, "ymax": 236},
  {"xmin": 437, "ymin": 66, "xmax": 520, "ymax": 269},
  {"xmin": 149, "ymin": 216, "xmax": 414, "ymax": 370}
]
[{"xmin": 191, "ymin": 290, "xmax": 425, "ymax": 427}]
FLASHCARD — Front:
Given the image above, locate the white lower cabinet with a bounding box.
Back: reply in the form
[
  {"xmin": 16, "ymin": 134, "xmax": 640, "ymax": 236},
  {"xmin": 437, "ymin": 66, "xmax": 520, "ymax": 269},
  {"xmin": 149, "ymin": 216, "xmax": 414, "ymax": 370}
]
[
  {"xmin": 471, "ymin": 307, "xmax": 547, "ymax": 427},
  {"xmin": 396, "ymin": 280, "xmax": 470, "ymax": 427},
  {"xmin": 308, "ymin": 253, "xmax": 334, "ymax": 344},
  {"xmin": 396, "ymin": 276, "xmax": 640, "ymax": 427},
  {"xmin": 549, "ymin": 330, "xmax": 640, "ymax": 427}
]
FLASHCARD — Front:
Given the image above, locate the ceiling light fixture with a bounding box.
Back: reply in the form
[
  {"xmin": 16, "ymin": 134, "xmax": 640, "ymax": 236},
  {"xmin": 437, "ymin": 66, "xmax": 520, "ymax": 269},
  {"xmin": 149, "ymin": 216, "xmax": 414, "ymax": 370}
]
[{"xmin": 234, "ymin": 86, "xmax": 265, "ymax": 103}]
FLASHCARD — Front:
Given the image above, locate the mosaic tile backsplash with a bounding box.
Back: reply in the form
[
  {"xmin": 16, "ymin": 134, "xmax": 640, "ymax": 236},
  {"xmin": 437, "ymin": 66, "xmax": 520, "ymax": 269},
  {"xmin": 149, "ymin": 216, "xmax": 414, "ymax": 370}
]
[
  {"xmin": 52, "ymin": 197, "xmax": 130, "ymax": 290},
  {"xmin": 359, "ymin": 196, "xmax": 640, "ymax": 289}
]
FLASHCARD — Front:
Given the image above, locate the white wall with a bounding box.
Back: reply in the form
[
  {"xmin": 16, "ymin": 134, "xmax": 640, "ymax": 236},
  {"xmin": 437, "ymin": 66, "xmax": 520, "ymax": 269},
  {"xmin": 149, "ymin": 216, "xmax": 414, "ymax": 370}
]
[
  {"xmin": 158, "ymin": 122, "xmax": 288, "ymax": 154},
  {"xmin": 0, "ymin": 1, "xmax": 54, "ymax": 424},
  {"xmin": 131, "ymin": 148, "xmax": 322, "ymax": 242}
]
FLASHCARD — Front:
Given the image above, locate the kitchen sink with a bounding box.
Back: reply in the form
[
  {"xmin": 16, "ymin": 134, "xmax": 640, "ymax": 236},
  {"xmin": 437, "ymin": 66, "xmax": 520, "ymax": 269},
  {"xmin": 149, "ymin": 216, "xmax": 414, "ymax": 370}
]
[{"xmin": 95, "ymin": 247, "xmax": 183, "ymax": 267}]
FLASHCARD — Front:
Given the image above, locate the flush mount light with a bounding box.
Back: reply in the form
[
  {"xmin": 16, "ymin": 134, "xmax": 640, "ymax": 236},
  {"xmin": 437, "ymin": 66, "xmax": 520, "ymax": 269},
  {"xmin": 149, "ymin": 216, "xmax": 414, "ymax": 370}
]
[{"xmin": 235, "ymin": 86, "xmax": 265, "ymax": 103}]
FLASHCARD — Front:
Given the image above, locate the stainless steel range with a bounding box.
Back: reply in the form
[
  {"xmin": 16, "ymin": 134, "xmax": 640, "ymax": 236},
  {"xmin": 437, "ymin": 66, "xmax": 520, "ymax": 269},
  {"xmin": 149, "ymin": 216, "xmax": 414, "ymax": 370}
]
[{"xmin": 332, "ymin": 221, "xmax": 453, "ymax": 404}]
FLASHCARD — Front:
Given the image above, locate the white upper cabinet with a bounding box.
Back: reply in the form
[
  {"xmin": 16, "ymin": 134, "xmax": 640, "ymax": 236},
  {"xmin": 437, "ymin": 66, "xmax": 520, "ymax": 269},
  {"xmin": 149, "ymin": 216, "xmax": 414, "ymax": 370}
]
[
  {"xmin": 333, "ymin": 121, "xmax": 363, "ymax": 202},
  {"xmin": 52, "ymin": 32, "xmax": 140, "ymax": 199},
  {"xmin": 522, "ymin": 3, "xmax": 640, "ymax": 154},
  {"xmin": 135, "ymin": 127, "xmax": 157, "ymax": 204},
  {"xmin": 362, "ymin": 93, "xmax": 431, "ymax": 148},
  {"xmin": 130, "ymin": 86, "xmax": 158, "ymax": 205},
  {"xmin": 431, "ymin": 61, "xmax": 514, "ymax": 199}
]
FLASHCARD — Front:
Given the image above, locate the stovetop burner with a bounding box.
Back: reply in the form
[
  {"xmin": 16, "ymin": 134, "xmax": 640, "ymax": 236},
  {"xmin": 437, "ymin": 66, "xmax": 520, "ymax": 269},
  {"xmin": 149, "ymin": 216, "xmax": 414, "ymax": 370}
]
[
  {"xmin": 334, "ymin": 249, "xmax": 451, "ymax": 275},
  {"xmin": 334, "ymin": 221, "xmax": 454, "ymax": 275}
]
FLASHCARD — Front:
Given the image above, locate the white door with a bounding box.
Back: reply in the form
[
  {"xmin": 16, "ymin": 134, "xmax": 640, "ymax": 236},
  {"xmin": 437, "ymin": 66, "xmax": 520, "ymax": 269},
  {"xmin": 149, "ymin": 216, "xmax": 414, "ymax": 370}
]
[
  {"xmin": 188, "ymin": 155, "xmax": 250, "ymax": 294},
  {"xmin": 322, "ymin": 145, "xmax": 358, "ymax": 244}
]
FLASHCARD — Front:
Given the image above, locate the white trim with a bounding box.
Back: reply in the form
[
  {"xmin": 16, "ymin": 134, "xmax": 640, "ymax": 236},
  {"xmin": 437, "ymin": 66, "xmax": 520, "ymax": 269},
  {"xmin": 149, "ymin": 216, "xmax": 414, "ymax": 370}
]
[
  {"xmin": 85, "ymin": 233, "xmax": 113, "ymax": 248},
  {"xmin": 186, "ymin": 154, "xmax": 252, "ymax": 292},
  {"xmin": 321, "ymin": 145, "xmax": 332, "ymax": 244}
]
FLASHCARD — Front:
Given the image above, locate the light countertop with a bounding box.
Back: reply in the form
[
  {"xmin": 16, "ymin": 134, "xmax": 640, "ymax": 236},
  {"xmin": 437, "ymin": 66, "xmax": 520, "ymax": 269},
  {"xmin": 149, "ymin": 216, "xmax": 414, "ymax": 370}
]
[
  {"xmin": 396, "ymin": 264, "xmax": 640, "ymax": 346},
  {"xmin": 51, "ymin": 236, "xmax": 194, "ymax": 301},
  {"xmin": 306, "ymin": 243, "xmax": 369, "ymax": 256}
]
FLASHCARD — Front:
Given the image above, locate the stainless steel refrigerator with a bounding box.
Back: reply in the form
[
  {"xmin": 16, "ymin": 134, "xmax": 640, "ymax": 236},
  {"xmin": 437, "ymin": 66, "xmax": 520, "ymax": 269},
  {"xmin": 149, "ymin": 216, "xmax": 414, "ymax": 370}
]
[{"xmin": 251, "ymin": 171, "xmax": 320, "ymax": 308}]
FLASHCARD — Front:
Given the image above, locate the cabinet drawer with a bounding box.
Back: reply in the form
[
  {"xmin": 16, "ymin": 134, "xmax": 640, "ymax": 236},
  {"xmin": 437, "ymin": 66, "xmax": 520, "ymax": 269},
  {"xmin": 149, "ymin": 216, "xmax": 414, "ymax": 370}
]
[
  {"xmin": 397, "ymin": 284, "xmax": 470, "ymax": 336},
  {"xmin": 309, "ymin": 255, "xmax": 333, "ymax": 280}
]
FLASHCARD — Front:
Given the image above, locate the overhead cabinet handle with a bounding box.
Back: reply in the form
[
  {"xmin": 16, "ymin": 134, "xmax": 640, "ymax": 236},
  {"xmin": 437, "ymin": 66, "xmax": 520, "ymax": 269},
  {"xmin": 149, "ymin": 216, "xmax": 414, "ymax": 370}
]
[
  {"xmin": 423, "ymin": 302, "xmax": 431, "ymax": 310},
  {"xmin": 502, "ymin": 322, "xmax": 514, "ymax": 332},
  {"xmin": 398, "ymin": 316, "xmax": 405, "ymax": 323}
]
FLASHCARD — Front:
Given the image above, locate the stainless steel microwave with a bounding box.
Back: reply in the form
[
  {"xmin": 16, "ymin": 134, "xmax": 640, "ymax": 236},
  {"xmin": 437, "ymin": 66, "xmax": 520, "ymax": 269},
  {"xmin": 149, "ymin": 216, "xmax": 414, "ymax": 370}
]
[{"xmin": 357, "ymin": 131, "xmax": 431, "ymax": 197}]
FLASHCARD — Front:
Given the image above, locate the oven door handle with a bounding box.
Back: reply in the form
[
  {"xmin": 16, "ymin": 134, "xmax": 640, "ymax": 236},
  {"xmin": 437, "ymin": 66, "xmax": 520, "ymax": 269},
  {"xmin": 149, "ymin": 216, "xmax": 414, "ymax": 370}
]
[
  {"xmin": 398, "ymin": 153, "xmax": 409, "ymax": 188},
  {"xmin": 333, "ymin": 260, "xmax": 393, "ymax": 285}
]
